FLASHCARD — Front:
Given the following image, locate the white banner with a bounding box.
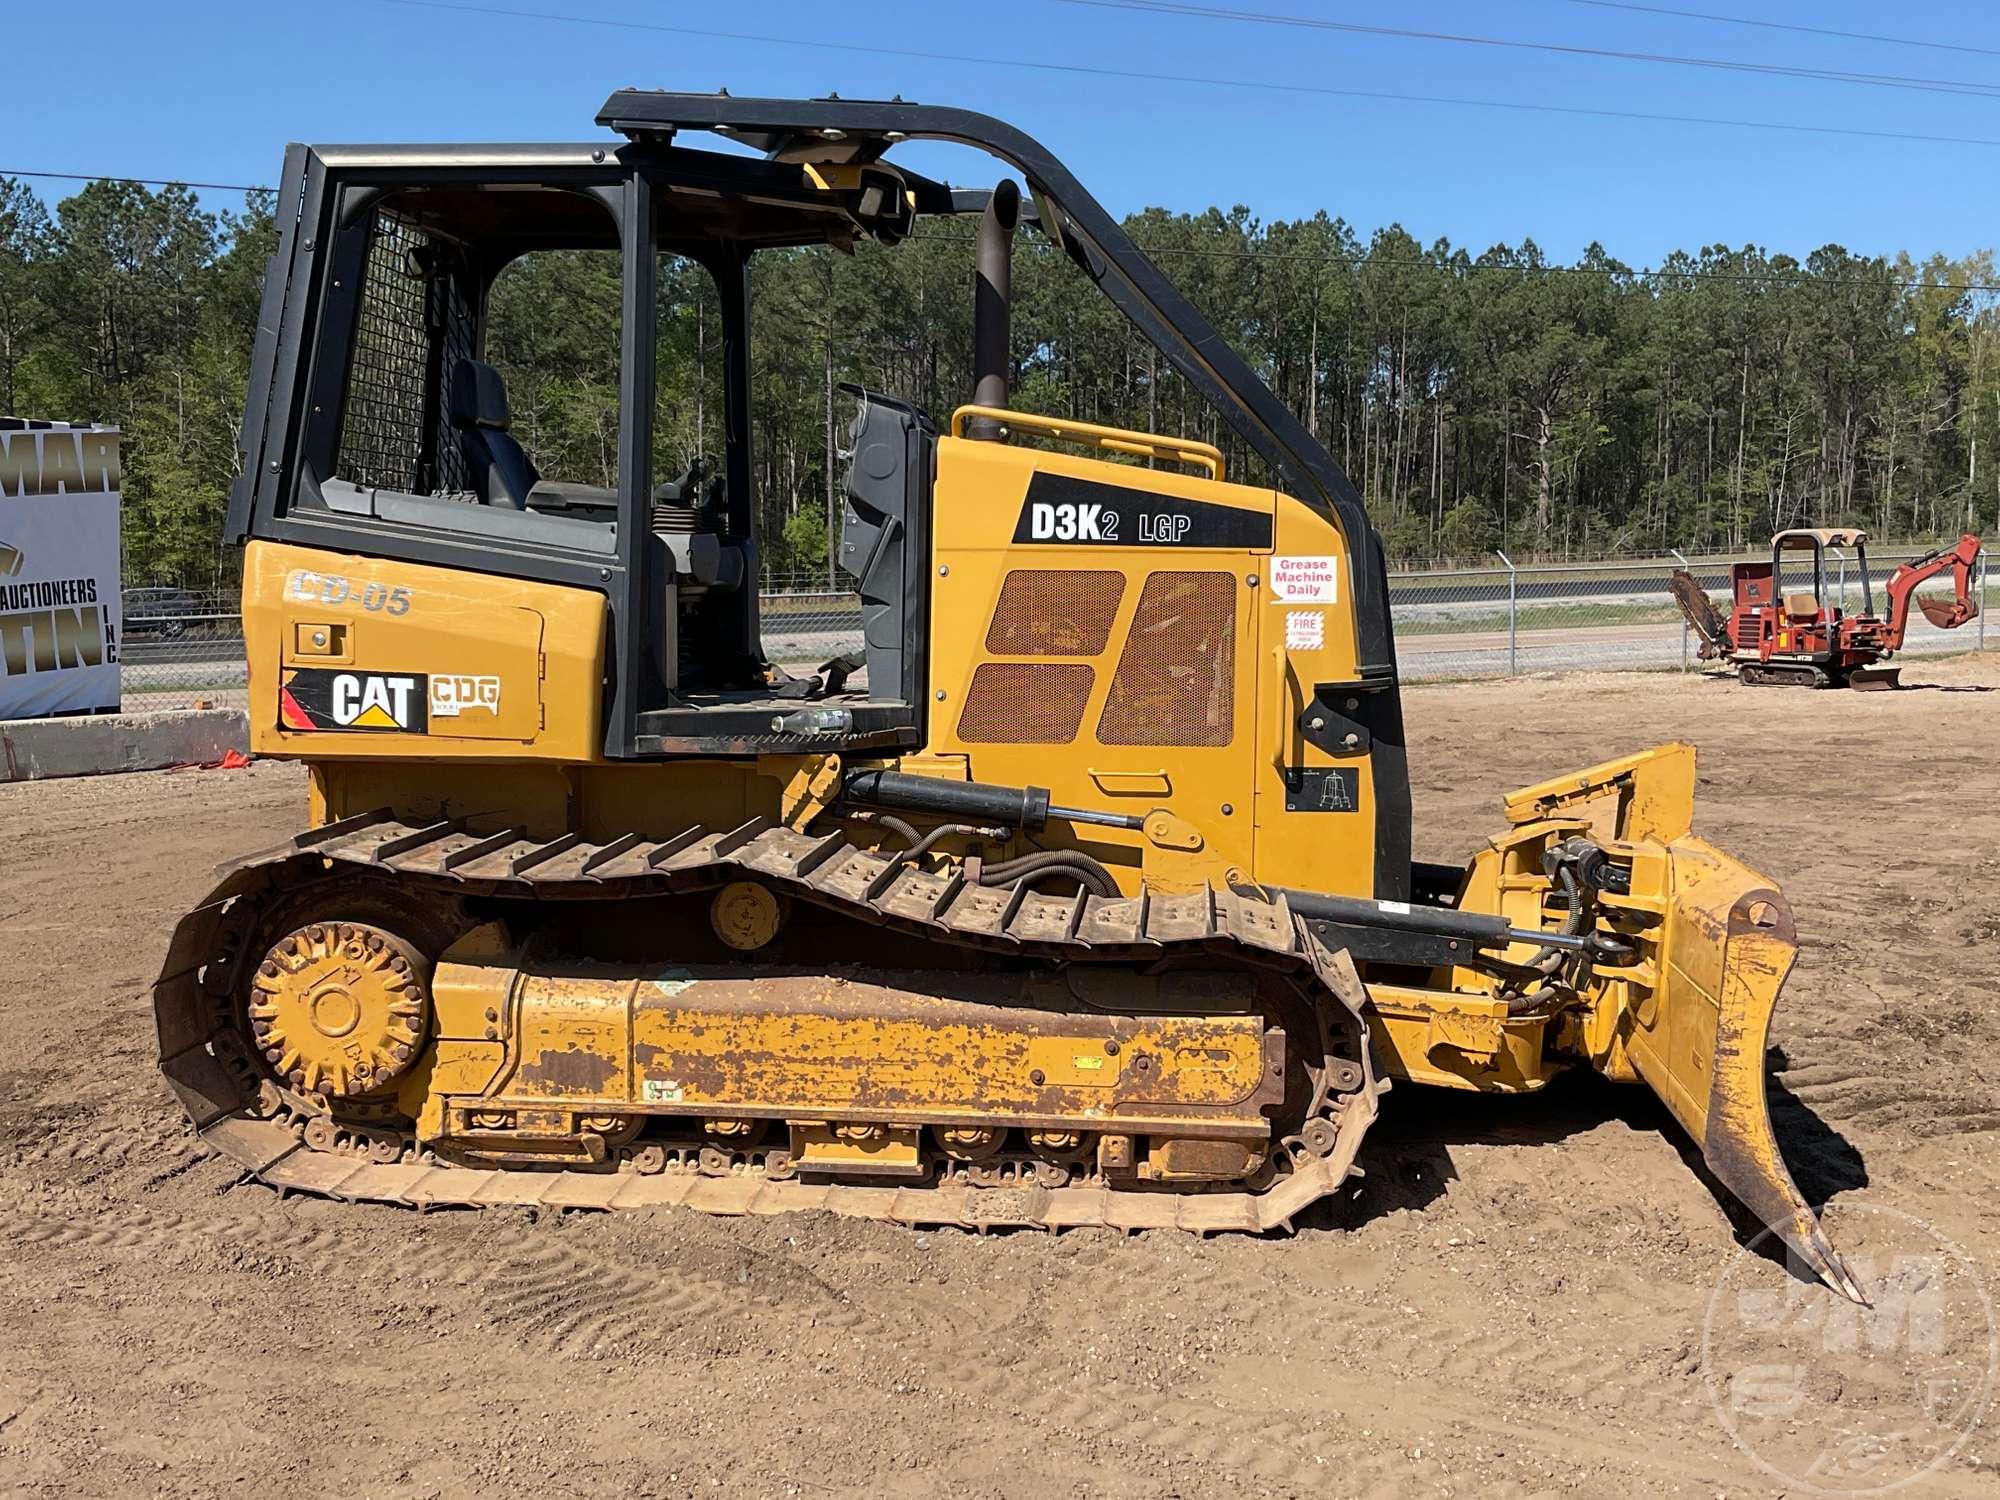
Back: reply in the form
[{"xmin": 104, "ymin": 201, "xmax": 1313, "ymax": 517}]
[{"xmin": 0, "ymin": 424, "xmax": 123, "ymax": 718}]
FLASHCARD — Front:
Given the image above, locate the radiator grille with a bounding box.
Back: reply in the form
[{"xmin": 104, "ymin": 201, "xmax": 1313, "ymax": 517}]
[
  {"xmin": 957, "ymin": 662, "xmax": 1096, "ymax": 744},
  {"xmin": 1096, "ymin": 571, "xmax": 1236, "ymax": 747},
  {"xmin": 985, "ymin": 569, "xmax": 1125, "ymax": 656}
]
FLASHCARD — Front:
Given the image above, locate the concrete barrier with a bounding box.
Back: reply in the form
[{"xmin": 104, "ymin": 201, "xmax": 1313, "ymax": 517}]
[{"xmin": 0, "ymin": 708, "xmax": 249, "ymax": 782}]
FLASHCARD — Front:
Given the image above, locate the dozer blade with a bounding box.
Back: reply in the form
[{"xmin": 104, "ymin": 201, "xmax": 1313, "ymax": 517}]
[
  {"xmin": 1846, "ymin": 665, "xmax": 1902, "ymax": 691},
  {"xmin": 1620, "ymin": 837, "xmax": 1868, "ymax": 1304}
]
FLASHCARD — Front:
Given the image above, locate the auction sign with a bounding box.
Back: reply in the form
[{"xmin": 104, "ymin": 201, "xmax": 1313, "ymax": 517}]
[{"xmin": 0, "ymin": 421, "xmax": 122, "ymax": 718}]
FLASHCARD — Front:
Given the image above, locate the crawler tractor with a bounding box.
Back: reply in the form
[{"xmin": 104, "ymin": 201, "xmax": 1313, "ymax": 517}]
[
  {"xmin": 158, "ymin": 92, "xmax": 1861, "ymax": 1300},
  {"xmin": 1671, "ymin": 528, "xmax": 1983, "ymax": 688}
]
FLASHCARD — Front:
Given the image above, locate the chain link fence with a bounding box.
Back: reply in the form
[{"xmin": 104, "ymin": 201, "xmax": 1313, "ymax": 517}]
[
  {"xmin": 1389, "ymin": 544, "xmax": 1993, "ymax": 682},
  {"xmin": 118, "ymin": 542, "xmax": 1995, "ymax": 707},
  {"xmin": 120, "ymin": 593, "xmax": 248, "ymax": 709},
  {"xmin": 759, "ymin": 545, "xmax": 1997, "ymax": 682}
]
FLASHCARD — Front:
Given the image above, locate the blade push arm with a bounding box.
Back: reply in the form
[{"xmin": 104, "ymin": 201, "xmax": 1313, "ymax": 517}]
[{"xmin": 1882, "ymin": 533, "xmax": 1982, "ymax": 647}]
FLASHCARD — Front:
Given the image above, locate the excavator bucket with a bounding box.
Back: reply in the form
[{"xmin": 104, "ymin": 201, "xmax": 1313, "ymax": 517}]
[
  {"xmin": 1917, "ymin": 591, "xmax": 1978, "ymax": 630},
  {"xmin": 1667, "ymin": 569, "xmax": 1730, "ymax": 657},
  {"xmin": 1512, "ymin": 746, "xmax": 1865, "ymax": 1302}
]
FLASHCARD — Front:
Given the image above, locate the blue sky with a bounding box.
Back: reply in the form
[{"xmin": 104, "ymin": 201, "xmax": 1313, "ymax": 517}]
[{"xmin": 11, "ymin": 0, "xmax": 2000, "ymax": 266}]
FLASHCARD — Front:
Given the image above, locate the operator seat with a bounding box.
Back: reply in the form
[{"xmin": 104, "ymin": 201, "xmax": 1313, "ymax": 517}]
[{"xmin": 449, "ymin": 358, "xmax": 536, "ymax": 509}]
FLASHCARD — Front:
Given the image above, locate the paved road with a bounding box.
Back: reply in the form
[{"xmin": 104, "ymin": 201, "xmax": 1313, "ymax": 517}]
[{"xmin": 118, "ymin": 595, "xmax": 1991, "ymax": 692}]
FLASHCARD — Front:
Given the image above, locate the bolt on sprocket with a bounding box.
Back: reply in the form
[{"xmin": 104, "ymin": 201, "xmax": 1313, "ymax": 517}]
[{"xmin": 246, "ymin": 921, "xmax": 430, "ymax": 1100}]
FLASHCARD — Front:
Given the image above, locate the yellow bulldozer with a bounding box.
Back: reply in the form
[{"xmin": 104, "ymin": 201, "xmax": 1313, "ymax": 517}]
[{"xmin": 156, "ymin": 92, "xmax": 1860, "ymax": 1301}]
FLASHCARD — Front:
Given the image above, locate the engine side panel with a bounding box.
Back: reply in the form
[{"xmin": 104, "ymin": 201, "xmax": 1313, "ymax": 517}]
[
  {"xmin": 243, "ymin": 539, "xmax": 607, "ymax": 763},
  {"xmin": 922, "ymin": 436, "xmax": 1387, "ymax": 902}
]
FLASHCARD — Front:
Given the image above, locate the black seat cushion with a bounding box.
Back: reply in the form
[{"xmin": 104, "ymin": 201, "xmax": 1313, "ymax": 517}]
[{"xmin": 449, "ymin": 357, "xmax": 537, "ymax": 509}]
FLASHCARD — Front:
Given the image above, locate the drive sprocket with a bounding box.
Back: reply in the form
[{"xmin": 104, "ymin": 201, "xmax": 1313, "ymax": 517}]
[{"xmin": 246, "ymin": 921, "xmax": 430, "ymax": 1100}]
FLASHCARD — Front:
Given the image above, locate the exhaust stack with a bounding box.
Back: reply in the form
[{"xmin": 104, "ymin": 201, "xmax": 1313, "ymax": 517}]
[{"xmin": 967, "ymin": 178, "xmax": 1020, "ymax": 441}]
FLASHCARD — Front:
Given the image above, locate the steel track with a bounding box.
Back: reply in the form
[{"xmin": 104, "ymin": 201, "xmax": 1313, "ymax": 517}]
[{"xmin": 155, "ymin": 812, "xmax": 1383, "ymax": 1234}]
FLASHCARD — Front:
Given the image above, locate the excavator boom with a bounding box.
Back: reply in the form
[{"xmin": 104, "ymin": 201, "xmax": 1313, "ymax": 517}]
[{"xmin": 1886, "ymin": 534, "xmax": 1983, "ymax": 644}]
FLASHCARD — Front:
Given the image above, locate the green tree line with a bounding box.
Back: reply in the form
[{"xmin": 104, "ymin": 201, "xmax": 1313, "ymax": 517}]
[
  {"xmin": 1, "ymin": 177, "xmax": 273, "ymax": 592},
  {"xmin": 5, "ymin": 174, "xmax": 1996, "ymax": 590}
]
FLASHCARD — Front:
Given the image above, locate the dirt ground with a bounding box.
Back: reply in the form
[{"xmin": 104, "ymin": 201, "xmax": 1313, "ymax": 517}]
[{"xmin": 4, "ymin": 656, "xmax": 1998, "ymax": 1499}]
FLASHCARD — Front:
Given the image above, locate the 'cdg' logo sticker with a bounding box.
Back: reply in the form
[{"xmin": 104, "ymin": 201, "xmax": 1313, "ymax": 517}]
[{"xmin": 431, "ymin": 674, "xmax": 501, "ymax": 718}]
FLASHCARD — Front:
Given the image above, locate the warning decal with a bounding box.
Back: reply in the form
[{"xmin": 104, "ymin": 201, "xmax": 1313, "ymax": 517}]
[
  {"xmin": 1270, "ymin": 555, "xmax": 1339, "ymax": 603},
  {"xmin": 1284, "ymin": 609, "xmax": 1324, "ymax": 651}
]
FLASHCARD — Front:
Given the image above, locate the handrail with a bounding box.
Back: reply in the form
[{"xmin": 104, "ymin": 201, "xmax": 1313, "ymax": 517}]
[{"xmin": 948, "ymin": 405, "xmax": 1225, "ymax": 481}]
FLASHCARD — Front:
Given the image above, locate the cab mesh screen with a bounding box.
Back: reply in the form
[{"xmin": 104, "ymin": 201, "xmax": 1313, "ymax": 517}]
[
  {"xmin": 985, "ymin": 569, "xmax": 1125, "ymax": 656},
  {"xmin": 1096, "ymin": 571, "xmax": 1236, "ymax": 746},
  {"xmin": 958, "ymin": 662, "xmax": 1096, "ymax": 744},
  {"xmin": 336, "ymin": 213, "xmax": 430, "ymax": 493},
  {"xmin": 333, "ymin": 212, "xmax": 475, "ymax": 497}
]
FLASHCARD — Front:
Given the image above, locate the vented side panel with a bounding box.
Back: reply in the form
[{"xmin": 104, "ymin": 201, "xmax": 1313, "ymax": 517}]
[
  {"xmin": 985, "ymin": 569, "xmax": 1125, "ymax": 656},
  {"xmin": 1096, "ymin": 571, "xmax": 1236, "ymax": 747},
  {"xmin": 958, "ymin": 662, "xmax": 1096, "ymax": 744}
]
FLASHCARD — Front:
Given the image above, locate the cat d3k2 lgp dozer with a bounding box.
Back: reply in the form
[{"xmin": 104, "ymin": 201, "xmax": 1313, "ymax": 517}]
[
  {"xmin": 155, "ymin": 91, "xmax": 1863, "ymax": 1302},
  {"xmin": 1671, "ymin": 528, "xmax": 1983, "ymax": 689}
]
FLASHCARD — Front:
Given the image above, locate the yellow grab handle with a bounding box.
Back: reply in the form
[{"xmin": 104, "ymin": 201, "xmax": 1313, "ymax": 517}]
[
  {"xmin": 1272, "ymin": 639, "xmax": 1302, "ymax": 773},
  {"xmin": 949, "ymin": 405, "xmax": 1225, "ymax": 481}
]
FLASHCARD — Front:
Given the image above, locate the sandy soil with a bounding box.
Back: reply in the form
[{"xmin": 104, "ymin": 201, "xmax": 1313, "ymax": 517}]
[{"xmin": 3, "ymin": 656, "xmax": 1997, "ymax": 1499}]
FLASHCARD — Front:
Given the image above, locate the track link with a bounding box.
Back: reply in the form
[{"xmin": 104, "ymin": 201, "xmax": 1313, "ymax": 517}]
[
  {"xmin": 1739, "ymin": 661, "xmax": 1830, "ymax": 688},
  {"xmin": 156, "ymin": 812, "xmax": 1383, "ymax": 1234}
]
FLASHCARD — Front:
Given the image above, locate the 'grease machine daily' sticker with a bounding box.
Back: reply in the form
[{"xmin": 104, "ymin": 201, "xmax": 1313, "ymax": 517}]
[{"xmin": 1270, "ymin": 555, "xmax": 1339, "ymax": 603}]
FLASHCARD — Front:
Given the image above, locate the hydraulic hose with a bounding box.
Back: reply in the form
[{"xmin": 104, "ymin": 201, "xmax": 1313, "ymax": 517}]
[
  {"xmin": 978, "ymin": 850, "xmax": 1120, "ymax": 899},
  {"xmin": 1508, "ymin": 864, "xmax": 1593, "ymax": 1016},
  {"xmin": 842, "ymin": 813, "xmax": 1021, "ymax": 892},
  {"xmin": 899, "ymin": 821, "xmax": 1010, "ymax": 864},
  {"xmin": 846, "ymin": 811, "xmax": 921, "ymax": 850}
]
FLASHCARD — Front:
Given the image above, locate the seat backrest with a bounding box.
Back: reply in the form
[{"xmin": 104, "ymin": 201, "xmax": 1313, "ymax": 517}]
[
  {"xmin": 1783, "ymin": 592, "xmax": 1819, "ymax": 621},
  {"xmin": 449, "ymin": 358, "xmax": 537, "ymax": 509}
]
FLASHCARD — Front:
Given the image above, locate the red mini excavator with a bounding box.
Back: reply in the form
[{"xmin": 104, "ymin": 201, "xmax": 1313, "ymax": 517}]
[{"xmin": 1671, "ymin": 529, "xmax": 1984, "ymax": 688}]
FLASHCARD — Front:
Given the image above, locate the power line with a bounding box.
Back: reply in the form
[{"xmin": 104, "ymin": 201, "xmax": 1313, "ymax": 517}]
[
  {"xmin": 6, "ymin": 160, "xmax": 1995, "ymax": 295},
  {"xmin": 1, "ymin": 167, "xmax": 264, "ymax": 193},
  {"xmin": 2, "ymin": 14, "xmax": 1992, "ymax": 193},
  {"xmin": 1053, "ymin": 0, "xmax": 2000, "ymax": 101},
  {"xmin": 375, "ymin": 0, "xmax": 2000, "ymax": 154},
  {"xmin": 1558, "ymin": 1, "xmax": 2000, "ymax": 62}
]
